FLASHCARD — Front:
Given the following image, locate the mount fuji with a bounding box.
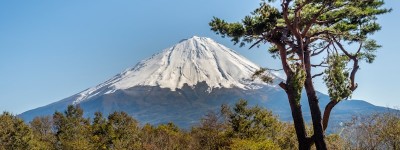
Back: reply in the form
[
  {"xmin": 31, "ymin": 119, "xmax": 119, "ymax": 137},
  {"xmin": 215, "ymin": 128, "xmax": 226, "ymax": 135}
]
[{"xmin": 19, "ymin": 36, "xmax": 388, "ymax": 129}]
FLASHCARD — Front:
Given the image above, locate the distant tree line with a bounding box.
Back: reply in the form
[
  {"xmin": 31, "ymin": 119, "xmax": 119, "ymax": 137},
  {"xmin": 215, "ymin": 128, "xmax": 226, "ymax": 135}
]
[{"xmin": 0, "ymin": 99, "xmax": 399, "ymax": 150}]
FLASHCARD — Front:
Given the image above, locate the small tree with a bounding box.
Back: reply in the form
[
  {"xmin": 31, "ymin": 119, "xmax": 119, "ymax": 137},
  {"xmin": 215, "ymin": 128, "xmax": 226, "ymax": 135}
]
[
  {"xmin": 53, "ymin": 105, "xmax": 92, "ymax": 150},
  {"xmin": 210, "ymin": 0, "xmax": 390, "ymax": 149},
  {"xmin": 221, "ymin": 99, "xmax": 281, "ymax": 141},
  {"xmin": 0, "ymin": 112, "xmax": 32, "ymax": 150},
  {"xmin": 142, "ymin": 122, "xmax": 192, "ymax": 150},
  {"xmin": 30, "ymin": 116, "xmax": 56, "ymax": 149},
  {"xmin": 221, "ymin": 99, "xmax": 287, "ymax": 149},
  {"xmin": 106, "ymin": 111, "xmax": 141, "ymax": 149},
  {"xmin": 191, "ymin": 111, "xmax": 230, "ymax": 150},
  {"xmin": 91, "ymin": 112, "xmax": 108, "ymax": 150}
]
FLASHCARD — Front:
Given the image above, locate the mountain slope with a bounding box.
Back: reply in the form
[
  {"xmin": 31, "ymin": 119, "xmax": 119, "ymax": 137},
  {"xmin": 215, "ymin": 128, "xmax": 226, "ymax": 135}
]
[
  {"xmin": 19, "ymin": 36, "xmax": 389, "ymax": 130},
  {"xmin": 72, "ymin": 36, "xmax": 279, "ymax": 105}
]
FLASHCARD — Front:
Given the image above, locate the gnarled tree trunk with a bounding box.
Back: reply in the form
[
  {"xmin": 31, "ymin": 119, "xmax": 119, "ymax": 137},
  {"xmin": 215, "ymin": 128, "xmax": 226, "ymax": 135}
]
[
  {"xmin": 304, "ymin": 50, "xmax": 327, "ymax": 150},
  {"xmin": 280, "ymin": 81, "xmax": 312, "ymax": 150}
]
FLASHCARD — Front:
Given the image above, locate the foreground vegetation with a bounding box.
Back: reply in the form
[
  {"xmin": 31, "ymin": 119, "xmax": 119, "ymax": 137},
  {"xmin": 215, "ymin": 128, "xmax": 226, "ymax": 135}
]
[{"xmin": 0, "ymin": 100, "xmax": 399, "ymax": 150}]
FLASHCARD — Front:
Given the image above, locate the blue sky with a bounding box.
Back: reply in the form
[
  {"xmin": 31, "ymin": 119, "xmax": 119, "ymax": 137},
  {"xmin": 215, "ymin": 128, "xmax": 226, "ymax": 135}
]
[{"xmin": 0, "ymin": 1, "xmax": 399, "ymax": 114}]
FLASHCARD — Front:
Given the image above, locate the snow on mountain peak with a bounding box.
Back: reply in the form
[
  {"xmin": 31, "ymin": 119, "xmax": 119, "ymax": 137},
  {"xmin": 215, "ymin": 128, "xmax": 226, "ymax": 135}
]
[{"xmin": 73, "ymin": 36, "xmax": 277, "ymax": 104}]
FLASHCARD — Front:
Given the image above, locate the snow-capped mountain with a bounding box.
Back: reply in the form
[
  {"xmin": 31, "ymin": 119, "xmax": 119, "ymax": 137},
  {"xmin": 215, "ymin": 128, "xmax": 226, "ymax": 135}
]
[
  {"xmin": 73, "ymin": 36, "xmax": 278, "ymax": 105},
  {"xmin": 19, "ymin": 36, "xmax": 388, "ymax": 129}
]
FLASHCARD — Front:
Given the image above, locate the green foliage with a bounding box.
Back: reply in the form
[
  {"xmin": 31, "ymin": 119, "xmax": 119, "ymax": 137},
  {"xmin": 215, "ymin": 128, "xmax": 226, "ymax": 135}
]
[
  {"xmin": 191, "ymin": 111, "xmax": 230, "ymax": 149},
  {"xmin": 2, "ymin": 101, "xmax": 398, "ymax": 149},
  {"xmin": 268, "ymin": 45, "xmax": 280, "ymax": 59},
  {"xmin": 53, "ymin": 105, "xmax": 93, "ymax": 150},
  {"xmin": 273, "ymin": 123, "xmax": 298, "ymax": 150},
  {"xmin": 30, "ymin": 116, "xmax": 56, "ymax": 150},
  {"xmin": 288, "ymin": 65, "xmax": 306, "ymax": 105},
  {"xmin": 91, "ymin": 112, "xmax": 108, "ymax": 150},
  {"xmin": 0, "ymin": 112, "xmax": 32, "ymax": 150},
  {"xmin": 325, "ymin": 134, "xmax": 347, "ymax": 150},
  {"xmin": 142, "ymin": 122, "xmax": 193, "ymax": 150},
  {"xmin": 140, "ymin": 123, "xmax": 155, "ymax": 149},
  {"xmin": 210, "ymin": 1, "xmax": 390, "ymax": 148},
  {"xmin": 209, "ymin": 0, "xmax": 389, "ymax": 92},
  {"xmin": 222, "ymin": 99, "xmax": 281, "ymax": 141},
  {"xmin": 210, "ymin": 2, "xmax": 281, "ymax": 47},
  {"xmin": 220, "ymin": 99, "xmax": 301, "ymax": 150},
  {"xmin": 252, "ymin": 68, "xmax": 274, "ymax": 84},
  {"xmin": 359, "ymin": 39, "xmax": 381, "ymax": 63},
  {"xmin": 324, "ymin": 54, "xmax": 352, "ymax": 102},
  {"xmin": 230, "ymin": 138, "xmax": 281, "ymax": 150},
  {"xmin": 107, "ymin": 111, "xmax": 141, "ymax": 149},
  {"xmin": 210, "ymin": 0, "xmax": 389, "ymax": 45}
]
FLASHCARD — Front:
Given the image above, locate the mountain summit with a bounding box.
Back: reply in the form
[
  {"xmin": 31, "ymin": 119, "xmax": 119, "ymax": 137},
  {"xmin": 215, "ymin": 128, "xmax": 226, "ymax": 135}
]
[
  {"xmin": 19, "ymin": 36, "xmax": 387, "ymax": 129},
  {"xmin": 74, "ymin": 36, "xmax": 277, "ymax": 104}
]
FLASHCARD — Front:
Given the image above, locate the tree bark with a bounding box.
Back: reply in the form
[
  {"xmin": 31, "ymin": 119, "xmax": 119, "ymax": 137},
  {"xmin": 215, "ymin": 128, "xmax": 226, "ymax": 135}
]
[
  {"xmin": 322, "ymin": 100, "xmax": 338, "ymax": 131},
  {"xmin": 280, "ymin": 81, "xmax": 311, "ymax": 150},
  {"xmin": 275, "ymin": 40, "xmax": 311, "ymax": 150},
  {"xmin": 303, "ymin": 50, "xmax": 328, "ymax": 150}
]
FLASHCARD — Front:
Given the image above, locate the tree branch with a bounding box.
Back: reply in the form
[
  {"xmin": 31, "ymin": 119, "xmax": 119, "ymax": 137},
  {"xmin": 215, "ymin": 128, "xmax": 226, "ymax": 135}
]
[
  {"xmin": 282, "ymin": 0, "xmax": 294, "ymax": 33},
  {"xmin": 278, "ymin": 82, "xmax": 287, "ymax": 91},
  {"xmin": 249, "ymin": 38, "xmax": 264, "ymax": 49},
  {"xmin": 349, "ymin": 59, "xmax": 359, "ymax": 91},
  {"xmin": 282, "ymin": 0, "xmax": 304, "ymax": 60},
  {"xmin": 273, "ymin": 40, "xmax": 293, "ymax": 76},
  {"xmin": 280, "ymin": 34, "xmax": 298, "ymax": 50},
  {"xmin": 333, "ymin": 37, "xmax": 353, "ymax": 58},
  {"xmin": 311, "ymin": 61, "xmax": 327, "ymax": 68},
  {"xmin": 312, "ymin": 72, "xmax": 324, "ymax": 78},
  {"xmin": 302, "ymin": 1, "xmax": 328, "ymax": 37},
  {"xmin": 265, "ymin": 68, "xmax": 284, "ymax": 72},
  {"xmin": 322, "ymin": 100, "xmax": 339, "ymax": 131},
  {"xmin": 311, "ymin": 41, "xmax": 331, "ymax": 56},
  {"xmin": 356, "ymin": 42, "xmax": 363, "ymax": 54},
  {"xmin": 333, "ymin": 37, "xmax": 360, "ymax": 91}
]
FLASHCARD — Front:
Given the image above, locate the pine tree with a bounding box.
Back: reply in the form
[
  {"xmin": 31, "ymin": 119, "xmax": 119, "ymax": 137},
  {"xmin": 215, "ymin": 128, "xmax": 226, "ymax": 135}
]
[
  {"xmin": 221, "ymin": 99, "xmax": 283, "ymax": 149},
  {"xmin": 209, "ymin": 1, "xmax": 390, "ymax": 149},
  {"xmin": 106, "ymin": 111, "xmax": 141, "ymax": 149},
  {"xmin": 0, "ymin": 112, "xmax": 32, "ymax": 150},
  {"xmin": 222, "ymin": 99, "xmax": 281, "ymax": 141},
  {"xmin": 91, "ymin": 112, "xmax": 108, "ymax": 150},
  {"xmin": 53, "ymin": 105, "xmax": 93, "ymax": 150}
]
